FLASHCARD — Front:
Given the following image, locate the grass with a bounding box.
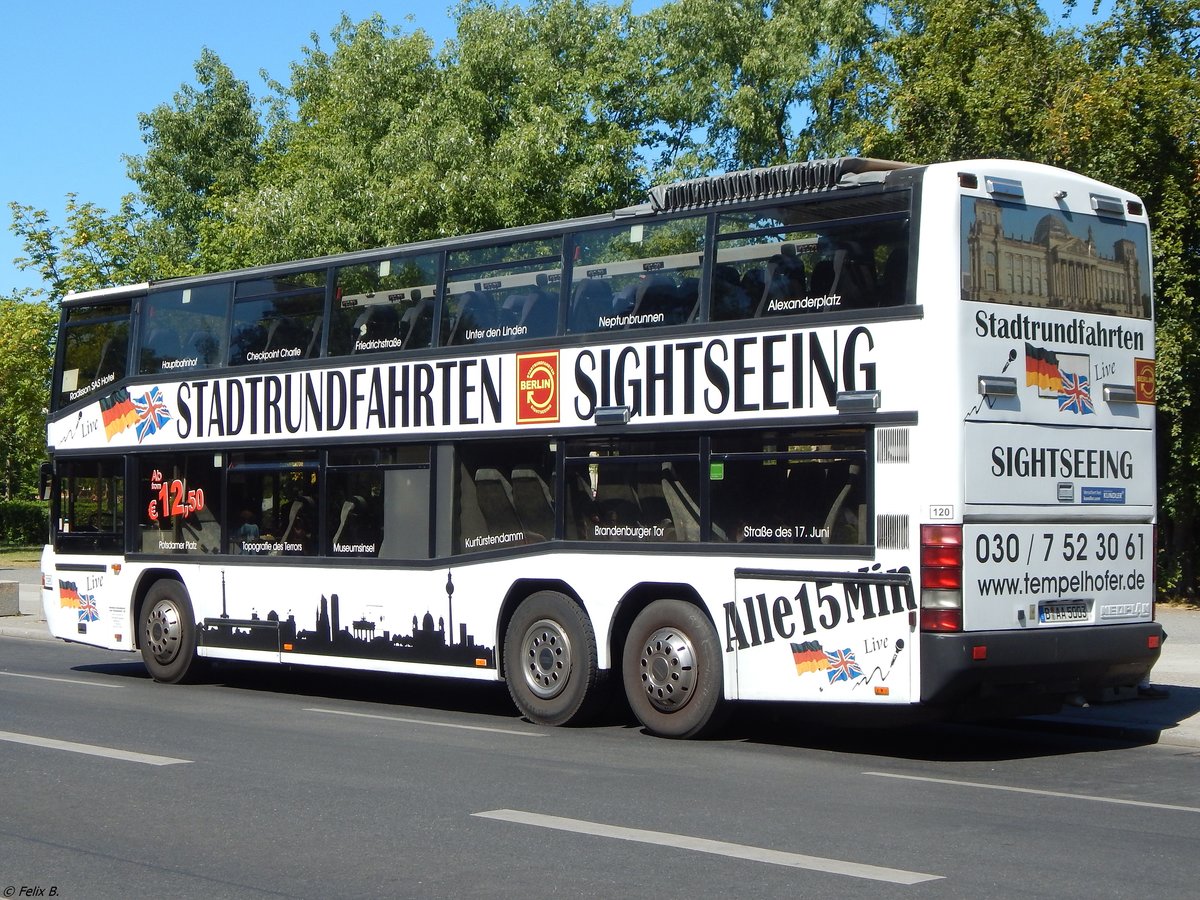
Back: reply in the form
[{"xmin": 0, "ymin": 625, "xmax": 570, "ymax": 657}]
[{"xmin": 0, "ymin": 546, "xmax": 41, "ymax": 567}]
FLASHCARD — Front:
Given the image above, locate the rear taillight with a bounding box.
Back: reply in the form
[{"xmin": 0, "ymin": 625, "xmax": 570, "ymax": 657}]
[{"xmin": 921, "ymin": 524, "xmax": 963, "ymax": 632}]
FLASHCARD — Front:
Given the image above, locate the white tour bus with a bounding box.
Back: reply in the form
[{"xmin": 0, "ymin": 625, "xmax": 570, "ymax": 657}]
[{"xmin": 41, "ymin": 158, "xmax": 1162, "ymax": 737}]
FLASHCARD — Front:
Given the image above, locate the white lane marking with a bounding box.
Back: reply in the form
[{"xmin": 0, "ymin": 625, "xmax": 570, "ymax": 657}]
[
  {"xmin": 0, "ymin": 730, "xmax": 190, "ymax": 766},
  {"xmin": 865, "ymin": 771, "xmax": 1200, "ymax": 814},
  {"xmin": 305, "ymin": 707, "xmax": 545, "ymax": 738},
  {"xmin": 473, "ymin": 809, "xmax": 942, "ymax": 884},
  {"xmin": 1, "ymin": 671, "xmax": 124, "ymax": 689}
]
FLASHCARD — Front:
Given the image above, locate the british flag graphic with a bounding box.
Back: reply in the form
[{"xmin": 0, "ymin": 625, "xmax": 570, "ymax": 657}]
[
  {"xmin": 825, "ymin": 647, "xmax": 864, "ymax": 683},
  {"xmin": 1057, "ymin": 372, "xmax": 1095, "ymax": 415},
  {"xmin": 133, "ymin": 387, "xmax": 173, "ymax": 442},
  {"xmin": 78, "ymin": 592, "xmax": 99, "ymax": 623}
]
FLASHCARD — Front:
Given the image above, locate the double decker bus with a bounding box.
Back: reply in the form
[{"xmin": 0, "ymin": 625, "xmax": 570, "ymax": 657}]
[{"xmin": 41, "ymin": 157, "xmax": 1162, "ymax": 737}]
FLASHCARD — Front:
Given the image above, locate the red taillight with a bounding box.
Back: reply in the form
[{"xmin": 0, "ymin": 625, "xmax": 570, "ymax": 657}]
[
  {"xmin": 920, "ymin": 608, "xmax": 962, "ymax": 631},
  {"xmin": 921, "ymin": 525, "xmax": 963, "ymax": 590},
  {"xmin": 921, "ymin": 524, "xmax": 963, "ymax": 632},
  {"xmin": 921, "ymin": 566, "xmax": 962, "ymax": 590}
]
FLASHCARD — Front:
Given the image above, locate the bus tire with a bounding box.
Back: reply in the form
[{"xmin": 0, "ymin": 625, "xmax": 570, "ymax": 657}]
[
  {"xmin": 622, "ymin": 599, "xmax": 726, "ymax": 739},
  {"xmin": 504, "ymin": 591, "xmax": 600, "ymax": 727},
  {"xmin": 139, "ymin": 580, "xmax": 201, "ymax": 684}
]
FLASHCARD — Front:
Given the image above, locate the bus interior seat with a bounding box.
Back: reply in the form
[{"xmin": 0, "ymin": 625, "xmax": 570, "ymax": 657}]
[
  {"xmin": 711, "ymin": 265, "xmax": 751, "ymax": 319},
  {"xmin": 304, "ymin": 314, "xmax": 323, "ymax": 358},
  {"xmin": 739, "ymin": 268, "xmax": 766, "ymax": 308},
  {"xmin": 595, "ymin": 474, "xmax": 640, "ymax": 527},
  {"xmin": 809, "ymin": 258, "xmax": 835, "ymax": 296},
  {"xmin": 400, "ymin": 298, "xmax": 434, "ymax": 349},
  {"xmin": 516, "ymin": 290, "xmax": 557, "ymax": 337},
  {"xmin": 265, "ymin": 315, "xmax": 317, "ymax": 357},
  {"xmin": 565, "ymin": 471, "xmax": 597, "ymax": 538},
  {"xmin": 821, "ymin": 463, "xmax": 862, "ymax": 544},
  {"xmin": 568, "ymin": 279, "xmax": 612, "ymax": 332},
  {"xmin": 755, "ymin": 250, "xmax": 808, "ymax": 316},
  {"xmin": 332, "ymin": 495, "xmax": 369, "ymax": 547},
  {"xmin": 611, "ymin": 283, "xmax": 638, "ymax": 317},
  {"xmin": 354, "ymin": 304, "xmax": 401, "ymax": 350},
  {"xmin": 457, "ymin": 463, "xmax": 490, "ymax": 549},
  {"xmin": 447, "ymin": 291, "xmax": 498, "ymax": 345},
  {"xmin": 830, "ymin": 245, "xmax": 877, "ymax": 307},
  {"xmin": 511, "ymin": 468, "xmax": 555, "ymax": 539},
  {"xmin": 880, "ymin": 246, "xmax": 908, "ymax": 307},
  {"xmin": 676, "ymin": 276, "xmax": 701, "ymax": 324},
  {"xmin": 629, "ymin": 275, "xmax": 684, "ymax": 325},
  {"xmin": 660, "ymin": 463, "xmax": 700, "ymax": 541},
  {"xmin": 473, "ymin": 468, "xmax": 529, "ymax": 538},
  {"xmin": 279, "ymin": 495, "xmax": 314, "ymax": 551}
]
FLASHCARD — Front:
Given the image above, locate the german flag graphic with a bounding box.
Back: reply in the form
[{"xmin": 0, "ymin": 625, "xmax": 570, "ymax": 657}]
[
  {"xmin": 1024, "ymin": 343, "xmax": 1062, "ymax": 395},
  {"xmin": 791, "ymin": 640, "xmax": 828, "ymax": 676},
  {"xmin": 100, "ymin": 388, "xmax": 138, "ymax": 440},
  {"xmin": 59, "ymin": 579, "xmax": 82, "ymax": 609}
]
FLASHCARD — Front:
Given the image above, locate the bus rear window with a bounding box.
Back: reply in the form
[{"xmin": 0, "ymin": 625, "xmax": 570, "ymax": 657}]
[{"xmin": 961, "ymin": 197, "xmax": 1152, "ymax": 318}]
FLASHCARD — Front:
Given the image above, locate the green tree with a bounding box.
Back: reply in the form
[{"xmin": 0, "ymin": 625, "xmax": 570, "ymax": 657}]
[
  {"xmin": 126, "ymin": 47, "xmax": 263, "ymax": 268},
  {"xmin": 9, "ymin": 195, "xmax": 156, "ymax": 303},
  {"xmin": 866, "ymin": 0, "xmax": 1069, "ymax": 162},
  {"xmin": 646, "ymin": 0, "xmax": 883, "ymax": 179},
  {"xmin": 0, "ymin": 296, "xmax": 57, "ymax": 500},
  {"xmin": 199, "ymin": 4, "xmax": 649, "ymax": 269},
  {"xmin": 1042, "ymin": 0, "xmax": 1200, "ymax": 592}
]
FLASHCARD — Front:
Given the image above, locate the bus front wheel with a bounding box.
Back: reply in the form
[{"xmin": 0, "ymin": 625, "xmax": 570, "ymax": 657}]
[
  {"xmin": 622, "ymin": 599, "xmax": 725, "ymax": 739},
  {"xmin": 139, "ymin": 580, "xmax": 201, "ymax": 684},
  {"xmin": 503, "ymin": 591, "xmax": 600, "ymax": 726}
]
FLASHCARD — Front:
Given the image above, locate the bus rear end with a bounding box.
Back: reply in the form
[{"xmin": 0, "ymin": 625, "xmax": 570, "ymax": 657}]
[{"xmin": 920, "ymin": 160, "xmax": 1161, "ymax": 715}]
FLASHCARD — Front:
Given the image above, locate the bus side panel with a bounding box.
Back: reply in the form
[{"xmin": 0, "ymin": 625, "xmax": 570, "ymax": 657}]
[
  {"xmin": 41, "ymin": 548, "xmax": 134, "ymax": 651},
  {"xmin": 730, "ymin": 570, "xmax": 917, "ymax": 703},
  {"xmin": 191, "ymin": 562, "xmax": 503, "ymax": 677}
]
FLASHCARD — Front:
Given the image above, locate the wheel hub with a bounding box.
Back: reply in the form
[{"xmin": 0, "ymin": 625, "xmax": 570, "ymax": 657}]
[
  {"xmin": 144, "ymin": 599, "xmax": 182, "ymax": 664},
  {"xmin": 637, "ymin": 627, "xmax": 697, "ymax": 713},
  {"xmin": 521, "ymin": 618, "xmax": 572, "ymax": 700}
]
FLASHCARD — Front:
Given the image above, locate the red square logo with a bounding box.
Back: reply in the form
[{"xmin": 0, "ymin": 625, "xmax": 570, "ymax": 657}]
[
  {"xmin": 516, "ymin": 351, "xmax": 559, "ymax": 424},
  {"xmin": 1134, "ymin": 358, "xmax": 1155, "ymax": 404}
]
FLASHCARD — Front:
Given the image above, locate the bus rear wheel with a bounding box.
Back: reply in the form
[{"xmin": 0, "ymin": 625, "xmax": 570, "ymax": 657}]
[
  {"xmin": 503, "ymin": 591, "xmax": 600, "ymax": 726},
  {"xmin": 622, "ymin": 599, "xmax": 725, "ymax": 739},
  {"xmin": 139, "ymin": 580, "xmax": 201, "ymax": 684}
]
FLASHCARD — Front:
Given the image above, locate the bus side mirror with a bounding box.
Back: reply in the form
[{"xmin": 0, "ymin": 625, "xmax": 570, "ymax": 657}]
[{"xmin": 39, "ymin": 462, "xmax": 54, "ymax": 502}]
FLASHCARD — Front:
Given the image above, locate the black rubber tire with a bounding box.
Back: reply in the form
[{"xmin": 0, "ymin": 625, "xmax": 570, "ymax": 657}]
[
  {"xmin": 503, "ymin": 591, "xmax": 601, "ymax": 726},
  {"xmin": 139, "ymin": 580, "xmax": 202, "ymax": 684},
  {"xmin": 622, "ymin": 599, "xmax": 726, "ymax": 739}
]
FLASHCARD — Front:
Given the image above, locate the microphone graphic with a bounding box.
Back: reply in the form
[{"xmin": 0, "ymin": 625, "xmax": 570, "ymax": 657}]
[
  {"xmin": 999, "ymin": 348, "xmax": 1017, "ymax": 373},
  {"xmin": 887, "ymin": 638, "xmax": 906, "ymax": 669}
]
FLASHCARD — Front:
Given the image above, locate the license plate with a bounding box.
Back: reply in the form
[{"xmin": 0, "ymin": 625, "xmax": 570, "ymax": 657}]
[{"xmin": 1039, "ymin": 601, "xmax": 1090, "ymax": 623}]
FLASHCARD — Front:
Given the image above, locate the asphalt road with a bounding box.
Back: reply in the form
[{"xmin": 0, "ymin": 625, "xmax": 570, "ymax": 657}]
[{"xmin": 2, "ymin": 635, "xmax": 1198, "ymax": 900}]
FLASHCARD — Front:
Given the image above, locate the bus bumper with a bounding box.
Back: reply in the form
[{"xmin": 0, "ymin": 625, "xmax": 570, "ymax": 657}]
[{"xmin": 920, "ymin": 622, "xmax": 1164, "ymax": 714}]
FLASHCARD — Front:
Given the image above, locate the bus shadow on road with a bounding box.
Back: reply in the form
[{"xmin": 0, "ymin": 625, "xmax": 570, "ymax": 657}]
[
  {"xmin": 69, "ymin": 659, "xmax": 1198, "ymax": 757},
  {"xmin": 721, "ymin": 696, "xmax": 1188, "ymax": 761}
]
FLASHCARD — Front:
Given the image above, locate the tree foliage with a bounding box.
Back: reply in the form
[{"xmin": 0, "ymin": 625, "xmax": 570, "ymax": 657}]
[
  {"xmin": 0, "ymin": 296, "xmax": 56, "ymax": 500},
  {"xmin": 6, "ymin": 0, "xmax": 1200, "ymax": 587}
]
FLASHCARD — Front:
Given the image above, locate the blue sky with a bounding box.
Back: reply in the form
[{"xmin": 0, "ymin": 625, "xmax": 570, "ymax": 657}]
[
  {"xmin": 1, "ymin": 1, "xmax": 1102, "ymax": 299},
  {"xmin": 0, "ymin": 1, "xmax": 464, "ymax": 297}
]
